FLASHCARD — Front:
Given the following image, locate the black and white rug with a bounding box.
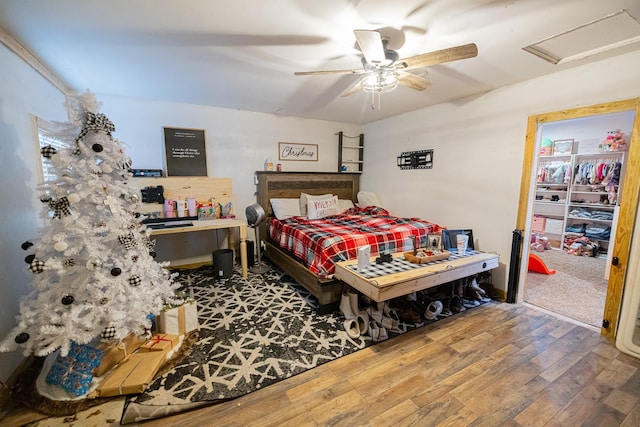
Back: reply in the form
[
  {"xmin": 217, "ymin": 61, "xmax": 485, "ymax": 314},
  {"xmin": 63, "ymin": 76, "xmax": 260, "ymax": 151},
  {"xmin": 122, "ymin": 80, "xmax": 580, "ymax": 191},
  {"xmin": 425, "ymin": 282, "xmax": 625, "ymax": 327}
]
[{"xmin": 122, "ymin": 261, "xmax": 405, "ymax": 424}]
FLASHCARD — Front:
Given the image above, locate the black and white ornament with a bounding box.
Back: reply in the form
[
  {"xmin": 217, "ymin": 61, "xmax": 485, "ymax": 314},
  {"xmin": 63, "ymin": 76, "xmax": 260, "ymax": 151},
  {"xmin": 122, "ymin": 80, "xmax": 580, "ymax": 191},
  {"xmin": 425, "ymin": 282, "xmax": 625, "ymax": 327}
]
[
  {"xmin": 40, "ymin": 145, "xmax": 57, "ymax": 159},
  {"xmin": 117, "ymin": 233, "xmax": 137, "ymax": 250},
  {"xmin": 128, "ymin": 274, "xmax": 141, "ymax": 287},
  {"xmin": 101, "ymin": 325, "xmax": 117, "ymax": 340},
  {"xmin": 29, "ymin": 259, "xmax": 45, "ymax": 274}
]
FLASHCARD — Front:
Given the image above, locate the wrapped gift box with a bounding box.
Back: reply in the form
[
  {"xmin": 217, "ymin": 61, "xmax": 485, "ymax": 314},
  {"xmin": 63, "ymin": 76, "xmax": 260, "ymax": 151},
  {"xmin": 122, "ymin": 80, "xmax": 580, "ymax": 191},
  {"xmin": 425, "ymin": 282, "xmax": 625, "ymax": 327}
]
[
  {"xmin": 45, "ymin": 361, "xmax": 94, "ymax": 396},
  {"xmin": 93, "ymin": 332, "xmax": 145, "ymax": 377},
  {"xmin": 157, "ymin": 301, "xmax": 199, "ymax": 335},
  {"xmin": 139, "ymin": 334, "xmax": 179, "ymax": 353},
  {"xmin": 93, "ymin": 351, "xmax": 165, "ymax": 397},
  {"xmin": 58, "ymin": 341, "xmax": 103, "ymax": 372}
]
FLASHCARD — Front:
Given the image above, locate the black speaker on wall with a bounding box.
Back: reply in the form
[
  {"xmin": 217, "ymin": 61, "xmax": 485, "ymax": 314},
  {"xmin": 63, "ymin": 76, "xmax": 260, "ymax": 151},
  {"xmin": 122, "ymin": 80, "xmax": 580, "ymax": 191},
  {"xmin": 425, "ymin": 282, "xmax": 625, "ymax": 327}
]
[{"xmin": 246, "ymin": 240, "xmax": 255, "ymax": 267}]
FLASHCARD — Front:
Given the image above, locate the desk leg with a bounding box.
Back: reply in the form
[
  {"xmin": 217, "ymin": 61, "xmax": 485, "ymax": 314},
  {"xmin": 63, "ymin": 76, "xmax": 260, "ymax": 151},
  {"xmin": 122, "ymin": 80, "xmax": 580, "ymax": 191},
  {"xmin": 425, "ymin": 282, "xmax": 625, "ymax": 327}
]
[{"xmin": 239, "ymin": 224, "xmax": 248, "ymax": 278}]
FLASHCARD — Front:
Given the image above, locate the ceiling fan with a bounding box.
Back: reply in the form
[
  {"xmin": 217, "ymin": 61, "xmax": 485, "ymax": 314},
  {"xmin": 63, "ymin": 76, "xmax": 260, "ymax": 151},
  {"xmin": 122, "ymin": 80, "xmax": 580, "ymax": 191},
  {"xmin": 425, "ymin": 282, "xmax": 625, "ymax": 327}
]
[{"xmin": 294, "ymin": 29, "xmax": 478, "ymax": 99}]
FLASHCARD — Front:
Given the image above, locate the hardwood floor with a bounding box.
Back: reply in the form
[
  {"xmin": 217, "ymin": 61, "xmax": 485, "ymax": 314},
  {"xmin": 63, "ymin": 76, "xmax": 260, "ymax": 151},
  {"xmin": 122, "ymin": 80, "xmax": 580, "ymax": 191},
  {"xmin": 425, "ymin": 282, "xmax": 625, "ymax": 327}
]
[
  {"xmin": 143, "ymin": 302, "xmax": 640, "ymax": 427},
  {"xmin": 4, "ymin": 302, "xmax": 640, "ymax": 426}
]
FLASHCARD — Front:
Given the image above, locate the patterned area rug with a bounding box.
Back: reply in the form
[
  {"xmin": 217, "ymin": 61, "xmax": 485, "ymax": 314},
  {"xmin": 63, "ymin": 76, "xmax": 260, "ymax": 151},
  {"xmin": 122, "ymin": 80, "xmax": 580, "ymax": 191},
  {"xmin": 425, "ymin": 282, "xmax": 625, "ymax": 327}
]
[{"xmin": 122, "ymin": 261, "xmax": 411, "ymax": 424}]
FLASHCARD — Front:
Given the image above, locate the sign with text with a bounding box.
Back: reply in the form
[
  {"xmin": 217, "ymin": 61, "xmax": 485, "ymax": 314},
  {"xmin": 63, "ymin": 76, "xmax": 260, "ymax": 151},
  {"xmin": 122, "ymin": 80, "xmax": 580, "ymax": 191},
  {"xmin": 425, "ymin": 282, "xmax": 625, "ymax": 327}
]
[
  {"xmin": 278, "ymin": 142, "xmax": 318, "ymax": 162},
  {"xmin": 164, "ymin": 127, "xmax": 207, "ymax": 176}
]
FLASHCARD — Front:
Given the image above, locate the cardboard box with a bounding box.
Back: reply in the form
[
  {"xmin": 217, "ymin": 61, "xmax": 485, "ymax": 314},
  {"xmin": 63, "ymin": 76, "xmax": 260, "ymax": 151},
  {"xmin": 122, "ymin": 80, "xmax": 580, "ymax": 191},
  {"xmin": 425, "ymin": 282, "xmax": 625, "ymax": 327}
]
[
  {"xmin": 157, "ymin": 301, "xmax": 199, "ymax": 335},
  {"xmin": 93, "ymin": 352, "xmax": 165, "ymax": 397},
  {"xmin": 139, "ymin": 334, "xmax": 179, "ymax": 352},
  {"xmin": 93, "ymin": 332, "xmax": 145, "ymax": 377}
]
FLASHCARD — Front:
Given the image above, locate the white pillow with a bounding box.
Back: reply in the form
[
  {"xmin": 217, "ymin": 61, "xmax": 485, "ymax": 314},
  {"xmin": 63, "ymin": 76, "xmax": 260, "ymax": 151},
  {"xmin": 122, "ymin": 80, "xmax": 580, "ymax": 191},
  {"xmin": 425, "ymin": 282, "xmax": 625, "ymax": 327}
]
[
  {"xmin": 270, "ymin": 198, "xmax": 301, "ymax": 220},
  {"xmin": 337, "ymin": 199, "xmax": 354, "ymax": 213},
  {"xmin": 357, "ymin": 191, "xmax": 383, "ymax": 208},
  {"xmin": 307, "ymin": 195, "xmax": 340, "ymax": 220},
  {"xmin": 300, "ymin": 192, "xmax": 333, "ymax": 216}
]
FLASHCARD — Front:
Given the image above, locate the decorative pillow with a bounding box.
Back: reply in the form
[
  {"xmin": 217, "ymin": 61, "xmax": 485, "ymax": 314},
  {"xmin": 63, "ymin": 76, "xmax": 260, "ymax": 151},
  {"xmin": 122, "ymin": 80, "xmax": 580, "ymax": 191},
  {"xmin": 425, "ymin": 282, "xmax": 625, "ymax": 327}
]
[
  {"xmin": 307, "ymin": 195, "xmax": 340, "ymax": 220},
  {"xmin": 299, "ymin": 192, "xmax": 333, "ymax": 216},
  {"xmin": 270, "ymin": 198, "xmax": 301, "ymax": 220},
  {"xmin": 337, "ymin": 199, "xmax": 355, "ymax": 213},
  {"xmin": 357, "ymin": 191, "xmax": 383, "ymax": 208}
]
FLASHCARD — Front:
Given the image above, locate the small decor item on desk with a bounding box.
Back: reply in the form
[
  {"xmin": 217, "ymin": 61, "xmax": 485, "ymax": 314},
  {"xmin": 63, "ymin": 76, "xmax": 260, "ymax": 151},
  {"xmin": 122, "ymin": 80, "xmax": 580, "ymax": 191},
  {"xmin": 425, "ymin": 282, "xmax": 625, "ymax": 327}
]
[
  {"xmin": 375, "ymin": 253, "xmax": 393, "ymax": 264},
  {"xmin": 457, "ymin": 234, "xmax": 469, "ymax": 255},
  {"xmin": 176, "ymin": 199, "xmax": 187, "ymax": 217},
  {"xmin": 219, "ymin": 202, "xmax": 235, "ymax": 218},
  {"xmin": 404, "ymin": 246, "xmax": 451, "ymax": 264},
  {"xmin": 357, "ymin": 245, "xmax": 371, "ymax": 272},
  {"xmin": 198, "ymin": 201, "xmax": 214, "ymax": 219},
  {"xmin": 187, "ymin": 197, "xmax": 197, "ymax": 216},
  {"xmin": 163, "ymin": 199, "xmax": 175, "ymax": 218}
]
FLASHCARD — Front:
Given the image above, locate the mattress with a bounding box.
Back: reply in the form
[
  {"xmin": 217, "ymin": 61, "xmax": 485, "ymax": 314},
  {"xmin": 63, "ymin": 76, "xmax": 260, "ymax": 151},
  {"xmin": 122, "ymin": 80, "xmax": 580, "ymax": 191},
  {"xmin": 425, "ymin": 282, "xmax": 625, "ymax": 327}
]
[{"xmin": 268, "ymin": 206, "xmax": 443, "ymax": 278}]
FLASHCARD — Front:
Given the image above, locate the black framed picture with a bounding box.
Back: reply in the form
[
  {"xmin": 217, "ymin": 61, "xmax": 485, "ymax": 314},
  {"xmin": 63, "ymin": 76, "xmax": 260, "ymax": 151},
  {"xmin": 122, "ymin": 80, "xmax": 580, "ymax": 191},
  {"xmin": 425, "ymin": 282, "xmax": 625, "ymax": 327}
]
[{"xmin": 163, "ymin": 127, "xmax": 207, "ymax": 176}]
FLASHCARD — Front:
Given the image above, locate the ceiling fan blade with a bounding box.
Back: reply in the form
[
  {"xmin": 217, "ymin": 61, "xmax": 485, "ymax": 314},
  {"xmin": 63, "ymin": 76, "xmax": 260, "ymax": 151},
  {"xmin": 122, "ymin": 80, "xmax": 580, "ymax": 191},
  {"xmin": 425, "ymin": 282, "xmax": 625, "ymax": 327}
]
[
  {"xmin": 294, "ymin": 69, "xmax": 366, "ymax": 76},
  {"xmin": 398, "ymin": 43, "xmax": 478, "ymax": 70},
  {"xmin": 397, "ymin": 71, "xmax": 432, "ymax": 91},
  {"xmin": 341, "ymin": 77, "xmax": 367, "ymax": 97},
  {"xmin": 354, "ymin": 29, "xmax": 386, "ymax": 65}
]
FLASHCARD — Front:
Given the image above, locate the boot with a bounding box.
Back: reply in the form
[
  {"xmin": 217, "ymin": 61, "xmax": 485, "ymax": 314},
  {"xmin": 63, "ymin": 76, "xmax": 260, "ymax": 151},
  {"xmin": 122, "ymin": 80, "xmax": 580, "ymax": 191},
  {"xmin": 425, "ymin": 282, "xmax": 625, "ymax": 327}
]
[{"xmin": 339, "ymin": 293, "xmax": 357, "ymax": 319}]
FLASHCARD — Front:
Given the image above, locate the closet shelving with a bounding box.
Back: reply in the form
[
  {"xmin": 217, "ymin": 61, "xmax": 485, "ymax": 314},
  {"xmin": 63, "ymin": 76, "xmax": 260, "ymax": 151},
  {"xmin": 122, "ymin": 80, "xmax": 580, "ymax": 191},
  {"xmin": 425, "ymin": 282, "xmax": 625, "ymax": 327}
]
[{"xmin": 533, "ymin": 151, "xmax": 626, "ymax": 255}]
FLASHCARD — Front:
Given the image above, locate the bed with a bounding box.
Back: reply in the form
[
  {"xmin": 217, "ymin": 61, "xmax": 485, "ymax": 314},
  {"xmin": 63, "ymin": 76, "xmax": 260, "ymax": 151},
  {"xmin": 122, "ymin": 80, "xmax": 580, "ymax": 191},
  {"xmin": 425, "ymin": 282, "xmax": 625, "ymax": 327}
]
[{"xmin": 255, "ymin": 171, "xmax": 443, "ymax": 311}]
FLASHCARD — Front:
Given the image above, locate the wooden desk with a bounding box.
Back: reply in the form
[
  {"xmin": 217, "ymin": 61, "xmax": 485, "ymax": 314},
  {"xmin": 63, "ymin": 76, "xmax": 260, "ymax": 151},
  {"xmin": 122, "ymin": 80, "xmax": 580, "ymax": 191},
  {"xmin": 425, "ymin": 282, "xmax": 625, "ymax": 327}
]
[
  {"xmin": 335, "ymin": 251, "xmax": 499, "ymax": 302},
  {"xmin": 148, "ymin": 218, "xmax": 248, "ymax": 278}
]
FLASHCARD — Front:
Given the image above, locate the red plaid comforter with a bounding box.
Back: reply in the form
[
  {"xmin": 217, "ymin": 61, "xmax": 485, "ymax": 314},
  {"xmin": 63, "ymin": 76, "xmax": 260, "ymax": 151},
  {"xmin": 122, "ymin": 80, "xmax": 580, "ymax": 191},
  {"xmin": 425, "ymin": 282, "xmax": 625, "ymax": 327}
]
[{"xmin": 268, "ymin": 206, "xmax": 443, "ymax": 278}]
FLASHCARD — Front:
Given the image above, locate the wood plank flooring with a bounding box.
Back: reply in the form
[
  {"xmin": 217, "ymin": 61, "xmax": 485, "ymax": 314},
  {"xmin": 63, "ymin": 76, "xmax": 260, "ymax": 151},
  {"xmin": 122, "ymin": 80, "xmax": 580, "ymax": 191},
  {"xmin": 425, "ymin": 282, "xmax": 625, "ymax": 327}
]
[
  {"xmin": 142, "ymin": 302, "xmax": 640, "ymax": 427},
  {"xmin": 4, "ymin": 302, "xmax": 640, "ymax": 426}
]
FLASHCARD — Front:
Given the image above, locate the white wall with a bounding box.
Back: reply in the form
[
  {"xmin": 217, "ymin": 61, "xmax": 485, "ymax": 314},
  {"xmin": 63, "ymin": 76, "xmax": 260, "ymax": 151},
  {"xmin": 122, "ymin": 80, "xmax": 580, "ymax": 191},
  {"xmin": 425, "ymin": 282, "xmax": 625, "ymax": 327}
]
[
  {"xmin": 362, "ymin": 50, "xmax": 640, "ymax": 292},
  {"xmin": 99, "ymin": 95, "xmax": 361, "ymax": 223},
  {"xmin": 0, "ymin": 43, "xmax": 68, "ymax": 382}
]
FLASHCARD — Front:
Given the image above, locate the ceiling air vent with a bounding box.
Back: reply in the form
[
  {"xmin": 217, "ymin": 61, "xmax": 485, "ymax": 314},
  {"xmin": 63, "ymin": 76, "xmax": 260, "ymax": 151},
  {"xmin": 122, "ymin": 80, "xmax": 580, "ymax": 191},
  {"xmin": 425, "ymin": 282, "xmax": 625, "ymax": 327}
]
[{"xmin": 523, "ymin": 9, "xmax": 640, "ymax": 64}]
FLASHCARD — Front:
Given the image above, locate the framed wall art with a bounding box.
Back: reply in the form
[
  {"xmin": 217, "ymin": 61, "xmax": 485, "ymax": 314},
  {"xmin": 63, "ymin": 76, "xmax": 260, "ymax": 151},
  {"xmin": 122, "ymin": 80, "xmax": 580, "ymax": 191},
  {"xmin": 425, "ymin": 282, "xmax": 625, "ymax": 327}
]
[
  {"xmin": 553, "ymin": 138, "xmax": 575, "ymax": 156},
  {"xmin": 278, "ymin": 142, "xmax": 318, "ymax": 161},
  {"xmin": 164, "ymin": 127, "xmax": 207, "ymax": 176}
]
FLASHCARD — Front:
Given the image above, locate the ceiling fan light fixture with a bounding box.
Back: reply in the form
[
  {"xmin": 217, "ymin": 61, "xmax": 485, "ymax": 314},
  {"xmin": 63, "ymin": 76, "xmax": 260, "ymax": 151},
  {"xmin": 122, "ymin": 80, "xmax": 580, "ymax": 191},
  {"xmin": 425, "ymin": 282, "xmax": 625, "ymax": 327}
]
[{"xmin": 362, "ymin": 69, "xmax": 399, "ymax": 93}]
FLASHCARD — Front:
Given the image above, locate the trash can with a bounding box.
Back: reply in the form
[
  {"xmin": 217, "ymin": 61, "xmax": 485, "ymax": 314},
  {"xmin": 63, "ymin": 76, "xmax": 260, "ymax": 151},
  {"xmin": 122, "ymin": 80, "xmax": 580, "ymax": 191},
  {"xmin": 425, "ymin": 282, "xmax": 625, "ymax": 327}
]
[{"xmin": 212, "ymin": 249, "xmax": 234, "ymax": 279}]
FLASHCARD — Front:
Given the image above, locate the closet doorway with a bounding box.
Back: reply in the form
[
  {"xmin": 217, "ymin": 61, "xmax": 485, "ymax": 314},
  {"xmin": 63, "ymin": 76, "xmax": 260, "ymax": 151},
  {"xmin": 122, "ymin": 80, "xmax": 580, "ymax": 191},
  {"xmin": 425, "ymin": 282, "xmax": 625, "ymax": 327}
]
[{"xmin": 516, "ymin": 98, "xmax": 640, "ymax": 340}]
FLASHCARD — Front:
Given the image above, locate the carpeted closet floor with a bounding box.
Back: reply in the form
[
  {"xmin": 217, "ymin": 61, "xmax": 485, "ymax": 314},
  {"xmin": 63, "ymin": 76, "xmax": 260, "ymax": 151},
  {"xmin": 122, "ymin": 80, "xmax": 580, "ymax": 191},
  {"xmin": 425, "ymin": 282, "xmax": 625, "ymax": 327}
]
[{"xmin": 524, "ymin": 248, "xmax": 607, "ymax": 328}]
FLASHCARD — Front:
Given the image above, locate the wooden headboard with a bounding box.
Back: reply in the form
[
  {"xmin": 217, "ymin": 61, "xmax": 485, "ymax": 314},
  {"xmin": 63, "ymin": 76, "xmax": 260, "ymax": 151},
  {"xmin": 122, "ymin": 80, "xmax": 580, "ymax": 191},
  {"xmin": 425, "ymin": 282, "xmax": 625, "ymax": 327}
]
[{"xmin": 255, "ymin": 171, "xmax": 360, "ymax": 219}]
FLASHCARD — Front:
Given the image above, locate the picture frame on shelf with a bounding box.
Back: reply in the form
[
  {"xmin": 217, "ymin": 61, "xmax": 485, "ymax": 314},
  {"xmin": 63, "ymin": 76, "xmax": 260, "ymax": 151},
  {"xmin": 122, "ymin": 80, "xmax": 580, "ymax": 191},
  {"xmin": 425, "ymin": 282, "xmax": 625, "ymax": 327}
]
[
  {"xmin": 553, "ymin": 138, "xmax": 575, "ymax": 156},
  {"xmin": 427, "ymin": 233, "xmax": 442, "ymax": 250}
]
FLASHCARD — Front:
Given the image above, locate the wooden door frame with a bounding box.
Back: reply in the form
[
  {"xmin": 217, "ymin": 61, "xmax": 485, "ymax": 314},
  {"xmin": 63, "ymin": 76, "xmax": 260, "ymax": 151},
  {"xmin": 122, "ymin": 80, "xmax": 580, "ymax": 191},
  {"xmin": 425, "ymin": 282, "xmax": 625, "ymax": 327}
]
[{"xmin": 516, "ymin": 98, "xmax": 640, "ymax": 340}]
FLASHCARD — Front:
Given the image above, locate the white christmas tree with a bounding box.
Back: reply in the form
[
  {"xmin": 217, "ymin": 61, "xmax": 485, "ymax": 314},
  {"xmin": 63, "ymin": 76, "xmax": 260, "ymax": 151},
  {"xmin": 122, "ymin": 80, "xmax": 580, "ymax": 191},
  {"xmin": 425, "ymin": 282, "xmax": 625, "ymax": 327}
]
[{"xmin": 0, "ymin": 91, "xmax": 181, "ymax": 357}]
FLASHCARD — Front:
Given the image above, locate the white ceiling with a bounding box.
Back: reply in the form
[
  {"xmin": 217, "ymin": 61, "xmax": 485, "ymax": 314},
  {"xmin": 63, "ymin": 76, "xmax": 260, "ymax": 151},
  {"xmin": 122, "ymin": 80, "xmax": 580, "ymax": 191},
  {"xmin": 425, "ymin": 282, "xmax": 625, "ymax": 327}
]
[{"xmin": 1, "ymin": 0, "xmax": 639, "ymax": 125}]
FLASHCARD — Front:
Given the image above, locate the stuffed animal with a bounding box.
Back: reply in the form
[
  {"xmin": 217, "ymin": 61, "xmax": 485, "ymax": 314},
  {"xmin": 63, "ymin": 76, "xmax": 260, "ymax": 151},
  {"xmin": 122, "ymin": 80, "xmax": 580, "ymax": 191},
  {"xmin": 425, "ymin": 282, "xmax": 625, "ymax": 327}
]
[{"xmin": 530, "ymin": 232, "xmax": 551, "ymax": 252}]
